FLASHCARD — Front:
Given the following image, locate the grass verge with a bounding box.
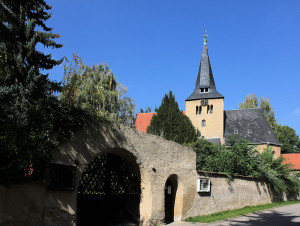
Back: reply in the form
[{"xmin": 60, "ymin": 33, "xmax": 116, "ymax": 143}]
[{"xmin": 186, "ymin": 200, "xmax": 300, "ymax": 223}]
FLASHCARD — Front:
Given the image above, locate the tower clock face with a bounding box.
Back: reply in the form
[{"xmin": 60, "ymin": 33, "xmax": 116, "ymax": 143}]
[{"xmin": 201, "ymin": 99, "xmax": 208, "ymax": 106}]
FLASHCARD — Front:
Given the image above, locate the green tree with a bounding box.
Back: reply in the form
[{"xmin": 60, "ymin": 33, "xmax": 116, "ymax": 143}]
[
  {"xmin": 145, "ymin": 107, "xmax": 152, "ymax": 113},
  {"xmin": 239, "ymin": 94, "xmax": 259, "ymax": 109},
  {"xmin": 186, "ymin": 138, "xmax": 217, "ymax": 170},
  {"xmin": 0, "ymin": 0, "xmax": 73, "ymax": 185},
  {"xmin": 259, "ymin": 97, "xmax": 278, "ymax": 132},
  {"xmin": 189, "ymin": 137, "xmax": 300, "ymax": 196},
  {"xmin": 258, "ymin": 147, "xmax": 300, "ymax": 196},
  {"xmin": 139, "ymin": 107, "xmax": 152, "ymax": 113},
  {"xmin": 61, "ymin": 54, "xmax": 136, "ymax": 126},
  {"xmin": 0, "ymin": 0, "xmax": 63, "ymax": 125},
  {"xmin": 239, "ymin": 94, "xmax": 278, "ymax": 133},
  {"xmin": 147, "ymin": 91, "xmax": 198, "ymax": 144},
  {"xmin": 203, "ymin": 139, "xmax": 261, "ymax": 177},
  {"xmin": 277, "ymin": 125, "xmax": 300, "ymax": 153}
]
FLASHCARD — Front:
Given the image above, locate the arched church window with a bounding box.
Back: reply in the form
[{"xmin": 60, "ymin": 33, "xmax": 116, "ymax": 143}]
[
  {"xmin": 202, "ymin": 120, "xmax": 206, "ymax": 127},
  {"xmin": 207, "ymin": 105, "xmax": 210, "ymax": 114},
  {"xmin": 196, "ymin": 106, "xmax": 198, "ymax": 115},
  {"xmin": 210, "ymin": 105, "xmax": 213, "ymax": 113},
  {"xmin": 200, "ymin": 106, "xmax": 202, "ymax": 114}
]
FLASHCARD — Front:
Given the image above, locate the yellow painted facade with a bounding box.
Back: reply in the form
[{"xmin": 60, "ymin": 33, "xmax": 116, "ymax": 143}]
[
  {"xmin": 186, "ymin": 98, "xmax": 224, "ymax": 144},
  {"xmin": 254, "ymin": 144, "xmax": 281, "ymax": 159},
  {"xmin": 185, "ymin": 41, "xmax": 281, "ymax": 156}
]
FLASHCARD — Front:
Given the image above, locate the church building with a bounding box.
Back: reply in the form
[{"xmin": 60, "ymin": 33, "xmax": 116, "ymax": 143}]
[{"xmin": 135, "ymin": 37, "xmax": 281, "ymax": 157}]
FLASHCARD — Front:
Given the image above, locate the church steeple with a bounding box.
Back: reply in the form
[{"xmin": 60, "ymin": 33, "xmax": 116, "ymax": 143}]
[{"xmin": 186, "ymin": 38, "xmax": 223, "ymax": 101}]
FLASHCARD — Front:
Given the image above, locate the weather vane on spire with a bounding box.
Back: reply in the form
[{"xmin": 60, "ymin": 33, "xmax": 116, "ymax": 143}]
[{"xmin": 203, "ymin": 29, "xmax": 208, "ymax": 45}]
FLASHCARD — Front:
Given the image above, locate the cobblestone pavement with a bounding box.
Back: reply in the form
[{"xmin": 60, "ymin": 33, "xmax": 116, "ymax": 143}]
[{"xmin": 167, "ymin": 203, "xmax": 300, "ymax": 226}]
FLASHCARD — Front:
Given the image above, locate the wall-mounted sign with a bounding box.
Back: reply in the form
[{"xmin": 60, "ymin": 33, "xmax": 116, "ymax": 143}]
[{"xmin": 197, "ymin": 178, "xmax": 211, "ymax": 192}]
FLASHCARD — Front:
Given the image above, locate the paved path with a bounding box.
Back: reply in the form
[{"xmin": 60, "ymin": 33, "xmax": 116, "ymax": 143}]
[{"xmin": 168, "ymin": 203, "xmax": 300, "ymax": 226}]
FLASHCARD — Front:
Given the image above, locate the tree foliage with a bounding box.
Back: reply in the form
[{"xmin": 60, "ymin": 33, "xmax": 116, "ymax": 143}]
[
  {"xmin": 239, "ymin": 94, "xmax": 259, "ymax": 109},
  {"xmin": 0, "ymin": 0, "xmax": 63, "ymax": 126},
  {"xmin": 139, "ymin": 106, "xmax": 152, "ymax": 113},
  {"xmin": 189, "ymin": 137, "xmax": 300, "ymax": 195},
  {"xmin": 60, "ymin": 53, "xmax": 136, "ymax": 126},
  {"xmin": 147, "ymin": 91, "xmax": 198, "ymax": 144},
  {"xmin": 259, "ymin": 148, "xmax": 300, "ymax": 196},
  {"xmin": 276, "ymin": 125, "xmax": 300, "ymax": 153},
  {"xmin": 239, "ymin": 94, "xmax": 278, "ymax": 132},
  {"xmin": 0, "ymin": 0, "xmax": 75, "ymax": 185},
  {"xmin": 191, "ymin": 138, "xmax": 261, "ymax": 178},
  {"xmin": 239, "ymin": 94, "xmax": 300, "ymax": 153},
  {"xmin": 186, "ymin": 138, "xmax": 218, "ymax": 171}
]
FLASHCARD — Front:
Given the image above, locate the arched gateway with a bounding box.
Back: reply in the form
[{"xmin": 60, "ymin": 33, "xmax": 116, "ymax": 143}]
[
  {"xmin": 164, "ymin": 175, "xmax": 178, "ymax": 223},
  {"xmin": 77, "ymin": 153, "xmax": 141, "ymax": 225},
  {"xmin": 0, "ymin": 124, "xmax": 197, "ymax": 225}
]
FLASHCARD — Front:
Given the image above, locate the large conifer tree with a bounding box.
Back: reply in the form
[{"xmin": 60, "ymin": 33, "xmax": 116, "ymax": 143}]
[
  {"xmin": 147, "ymin": 91, "xmax": 198, "ymax": 144},
  {"xmin": 0, "ymin": 0, "xmax": 64, "ymax": 185}
]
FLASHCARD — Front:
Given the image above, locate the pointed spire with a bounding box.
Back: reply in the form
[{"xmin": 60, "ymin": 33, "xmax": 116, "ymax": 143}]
[
  {"xmin": 186, "ymin": 35, "xmax": 224, "ymax": 101},
  {"xmin": 203, "ymin": 29, "xmax": 208, "ymax": 46},
  {"xmin": 197, "ymin": 43, "xmax": 216, "ymax": 90}
]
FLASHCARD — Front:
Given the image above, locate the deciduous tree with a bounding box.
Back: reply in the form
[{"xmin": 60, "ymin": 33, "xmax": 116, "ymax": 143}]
[
  {"xmin": 239, "ymin": 94, "xmax": 278, "ymax": 133},
  {"xmin": 61, "ymin": 53, "xmax": 136, "ymax": 126},
  {"xmin": 277, "ymin": 125, "xmax": 300, "ymax": 153}
]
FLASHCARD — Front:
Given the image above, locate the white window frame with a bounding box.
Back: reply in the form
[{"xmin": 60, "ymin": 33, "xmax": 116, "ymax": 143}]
[{"xmin": 197, "ymin": 178, "xmax": 211, "ymax": 192}]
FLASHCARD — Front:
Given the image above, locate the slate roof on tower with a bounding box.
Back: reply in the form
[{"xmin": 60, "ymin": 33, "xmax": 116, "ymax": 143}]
[{"xmin": 186, "ymin": 42, "xmax": 224, "ymax": 101}]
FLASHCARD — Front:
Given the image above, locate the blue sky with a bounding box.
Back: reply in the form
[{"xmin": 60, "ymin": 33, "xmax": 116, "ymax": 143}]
[{"xmin": 46, "ymin": 0, "xmax": 300, "ymax": 135}]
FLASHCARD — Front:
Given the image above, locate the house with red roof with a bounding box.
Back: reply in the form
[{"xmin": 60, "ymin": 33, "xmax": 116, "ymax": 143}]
[
  {"xmin": 135, "ymin": 113, "xmax": 156, "ymax": 133},
  {"xmin": 282, "ymin": 153, "xmax": 300, "ymax": 172}
]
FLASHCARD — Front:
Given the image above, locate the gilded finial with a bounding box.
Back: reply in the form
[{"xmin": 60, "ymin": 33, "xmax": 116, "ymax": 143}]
[{"xmin": 203, "ymin": 29, "xmax": 208, "ymax": 45}]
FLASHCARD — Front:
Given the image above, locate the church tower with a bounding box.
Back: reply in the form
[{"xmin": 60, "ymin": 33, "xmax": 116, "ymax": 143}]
[{"xmin": 186, "ymin": 36, "xmax": 224, "ymax": 144}]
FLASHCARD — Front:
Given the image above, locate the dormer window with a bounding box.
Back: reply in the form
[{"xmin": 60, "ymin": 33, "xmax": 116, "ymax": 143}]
[{"xmin": 200, "ymin": 88, "xmax": 209, "ymax": 93}]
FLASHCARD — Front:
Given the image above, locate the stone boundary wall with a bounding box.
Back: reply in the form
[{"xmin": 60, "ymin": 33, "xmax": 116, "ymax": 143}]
[
  {"xmin": 0, "ymin": 123, "xmax": 197, "ymax": 226},
  {"xmin": 187, "ymin": 171, "xmax": 273, "ymax": 217}
]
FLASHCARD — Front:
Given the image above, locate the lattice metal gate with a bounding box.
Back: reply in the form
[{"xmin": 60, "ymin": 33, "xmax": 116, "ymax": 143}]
[{"xmin": 77, "ymin": 153, "xmax": 141, "ymax": 226}]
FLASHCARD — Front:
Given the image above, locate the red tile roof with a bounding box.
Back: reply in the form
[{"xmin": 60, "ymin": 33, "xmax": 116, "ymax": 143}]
[
  {"xmin": 282, "ymin": 153, "xmax": 300, "ymax": 170},
  {"xmin": 135, "ymin": 113, "xmax": 156, "ymax": 133},
  {"xmin": 135, "ymin": 111, "xmax": 186, "ymax": 133}
]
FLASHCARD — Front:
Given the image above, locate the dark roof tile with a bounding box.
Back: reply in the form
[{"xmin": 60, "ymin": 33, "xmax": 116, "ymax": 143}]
[
  {"xmin": 186, "ymin": 44, "xmax": 224, "ymax": 101},
  {"xmin": 224, "ymin": 108, "xmax": 280, "ymax": 146}
]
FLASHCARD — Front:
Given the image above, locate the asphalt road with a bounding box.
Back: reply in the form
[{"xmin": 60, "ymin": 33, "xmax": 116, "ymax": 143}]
[{"xmin": 168, "ymin": 203, "xmax": 300, "ymax": 226}]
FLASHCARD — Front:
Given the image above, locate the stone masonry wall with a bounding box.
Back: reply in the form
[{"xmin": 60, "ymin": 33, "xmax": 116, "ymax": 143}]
[
  {"xmin": 187, "ymin": 171, "xmax": 272, "ymax": 217},
  {"xmin": 1, "ymin": 121, "xmax": 290, "ymax": 225},
  {"xmin": 0, "ymin": 122, "xmax": 197, "ymax": 226}
]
